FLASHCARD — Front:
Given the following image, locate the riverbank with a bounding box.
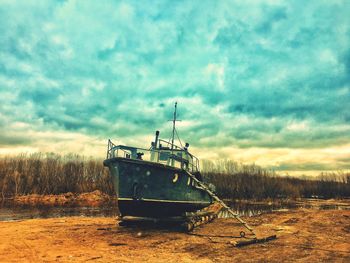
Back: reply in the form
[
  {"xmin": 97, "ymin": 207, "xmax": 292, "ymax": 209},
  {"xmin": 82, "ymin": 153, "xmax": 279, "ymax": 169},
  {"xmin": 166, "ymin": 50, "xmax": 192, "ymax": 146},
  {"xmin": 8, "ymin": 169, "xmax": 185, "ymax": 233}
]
[
  {"xmin": 0, "ymin": 209, "xmax": 349, "ymax": 262},
  {"xmin": 4, "ymin": 191, "xmax": 349, "ymax": 208},
  {"xmin": 5, "ymin": 190, "xmax": 114, "ymax": 207}
]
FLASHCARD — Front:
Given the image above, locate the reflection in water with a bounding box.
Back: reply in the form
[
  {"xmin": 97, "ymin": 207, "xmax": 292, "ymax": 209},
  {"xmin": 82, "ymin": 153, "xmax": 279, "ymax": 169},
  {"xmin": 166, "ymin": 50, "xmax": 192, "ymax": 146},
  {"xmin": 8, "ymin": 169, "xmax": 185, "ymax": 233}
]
[
  {"xmin": 0, "ymin": 199, "xmax": 349, "ymax": 221},
  {"xmin": 217, "ymin": 201, "xmax": 350, "ymax": 218},
  {"xmin": 0, "ymin": 203, "xmax": 119, "ymax": 221}
]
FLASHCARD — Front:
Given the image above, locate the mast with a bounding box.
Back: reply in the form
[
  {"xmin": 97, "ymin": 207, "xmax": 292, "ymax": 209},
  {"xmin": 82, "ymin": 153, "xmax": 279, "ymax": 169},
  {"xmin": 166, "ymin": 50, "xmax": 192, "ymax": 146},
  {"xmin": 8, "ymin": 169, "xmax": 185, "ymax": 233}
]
[{"xmin": 171, "ymin": 102, "xmax": 177, "ymax": 150}]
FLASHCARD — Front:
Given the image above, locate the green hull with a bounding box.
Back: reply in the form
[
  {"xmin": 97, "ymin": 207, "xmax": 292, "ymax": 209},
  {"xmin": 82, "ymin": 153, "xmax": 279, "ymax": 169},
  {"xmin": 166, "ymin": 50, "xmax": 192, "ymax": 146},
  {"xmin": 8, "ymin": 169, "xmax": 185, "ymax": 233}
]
[{"xmin": 103, "ymin": 157, "xmax": 212, "ymax": 217}]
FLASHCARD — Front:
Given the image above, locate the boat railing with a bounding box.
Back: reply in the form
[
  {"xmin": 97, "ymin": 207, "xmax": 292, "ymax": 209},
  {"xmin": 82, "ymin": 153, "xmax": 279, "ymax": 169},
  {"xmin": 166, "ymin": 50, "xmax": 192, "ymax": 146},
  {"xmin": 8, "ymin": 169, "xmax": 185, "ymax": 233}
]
[{"xmin": 106, "ymin": 139, "xmax": 199, "ymax": 172}]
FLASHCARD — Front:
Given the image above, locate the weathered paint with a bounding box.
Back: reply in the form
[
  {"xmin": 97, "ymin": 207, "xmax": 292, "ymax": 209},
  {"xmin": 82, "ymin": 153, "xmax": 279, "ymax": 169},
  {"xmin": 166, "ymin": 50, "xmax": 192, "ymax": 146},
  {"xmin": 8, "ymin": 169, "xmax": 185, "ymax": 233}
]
[{"xmin": 104, "ymin": 157, "xmax": 212, "ymax": 217}]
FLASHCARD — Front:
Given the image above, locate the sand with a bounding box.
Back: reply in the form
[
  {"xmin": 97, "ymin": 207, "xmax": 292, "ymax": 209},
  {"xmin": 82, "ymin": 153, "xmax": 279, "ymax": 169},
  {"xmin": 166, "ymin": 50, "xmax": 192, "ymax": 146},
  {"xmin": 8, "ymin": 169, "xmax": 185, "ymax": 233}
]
[{"xmin": 0, "ymin": 208, "xmax": 349, "ymax": 262}]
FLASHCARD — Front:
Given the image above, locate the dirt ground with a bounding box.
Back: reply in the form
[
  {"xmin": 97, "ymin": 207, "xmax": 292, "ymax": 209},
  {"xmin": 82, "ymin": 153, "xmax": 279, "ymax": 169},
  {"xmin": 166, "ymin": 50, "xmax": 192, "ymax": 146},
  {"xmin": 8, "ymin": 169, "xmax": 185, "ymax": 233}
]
[
  {"xmin": 0, "ymin": 208, "xmax": 349, "ymax": 263},
  {"xmin": 11, "ymin": 190, "xmax": 113, "ymax": 207}
]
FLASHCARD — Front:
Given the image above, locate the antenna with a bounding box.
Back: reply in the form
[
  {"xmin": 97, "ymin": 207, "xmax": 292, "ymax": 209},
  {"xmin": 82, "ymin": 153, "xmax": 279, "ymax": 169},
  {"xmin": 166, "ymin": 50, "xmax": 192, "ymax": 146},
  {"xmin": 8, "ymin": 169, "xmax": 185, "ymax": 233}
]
[
  {"xmin": 171, "ymin": 102, "xmax": 177, "ymax": 150},
  {"xmin": 168, "ymin": 102, "xmax": 182, "ymax": 150}
]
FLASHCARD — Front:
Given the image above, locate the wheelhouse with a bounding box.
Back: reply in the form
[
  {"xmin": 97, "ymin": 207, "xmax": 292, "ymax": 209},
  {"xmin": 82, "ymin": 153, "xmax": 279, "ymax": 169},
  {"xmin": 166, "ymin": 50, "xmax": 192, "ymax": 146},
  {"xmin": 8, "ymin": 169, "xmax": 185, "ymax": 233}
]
[{"xmin": 106, "ymin": 136, "xmax": 200, "ymax": 173}]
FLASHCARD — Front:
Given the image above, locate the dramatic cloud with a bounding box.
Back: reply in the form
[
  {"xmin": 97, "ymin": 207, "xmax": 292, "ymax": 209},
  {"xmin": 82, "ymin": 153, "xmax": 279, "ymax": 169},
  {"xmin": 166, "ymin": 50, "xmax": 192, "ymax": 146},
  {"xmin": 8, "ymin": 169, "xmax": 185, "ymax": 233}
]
[{"xmin": 0, "ymin": 0, "xmax": 349, "ymax": 175}]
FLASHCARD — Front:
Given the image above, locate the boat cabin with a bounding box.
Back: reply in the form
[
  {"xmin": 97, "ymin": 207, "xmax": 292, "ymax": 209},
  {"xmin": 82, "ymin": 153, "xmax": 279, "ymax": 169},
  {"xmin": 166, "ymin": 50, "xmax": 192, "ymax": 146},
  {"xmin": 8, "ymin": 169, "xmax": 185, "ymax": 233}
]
[{"xmin": 106, "ymin": 132, "xmax": 200, "ymax": 173}]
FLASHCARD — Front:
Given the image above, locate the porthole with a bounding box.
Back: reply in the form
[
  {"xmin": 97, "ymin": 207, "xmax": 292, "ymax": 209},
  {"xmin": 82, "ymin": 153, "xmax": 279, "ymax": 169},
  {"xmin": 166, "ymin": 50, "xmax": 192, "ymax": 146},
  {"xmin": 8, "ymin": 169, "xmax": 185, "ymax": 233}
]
[{"xmin": 172, "ymin": 173, "xmax": 179, "ymax": 183}]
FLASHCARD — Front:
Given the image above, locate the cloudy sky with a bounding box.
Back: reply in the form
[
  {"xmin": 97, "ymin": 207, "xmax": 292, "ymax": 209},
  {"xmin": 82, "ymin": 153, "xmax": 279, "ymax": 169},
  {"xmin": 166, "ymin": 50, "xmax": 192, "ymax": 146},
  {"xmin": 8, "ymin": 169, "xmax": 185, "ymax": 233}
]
[{"xmin": 0, "ymin": 0, "xmax": 349, "ymax": 175}]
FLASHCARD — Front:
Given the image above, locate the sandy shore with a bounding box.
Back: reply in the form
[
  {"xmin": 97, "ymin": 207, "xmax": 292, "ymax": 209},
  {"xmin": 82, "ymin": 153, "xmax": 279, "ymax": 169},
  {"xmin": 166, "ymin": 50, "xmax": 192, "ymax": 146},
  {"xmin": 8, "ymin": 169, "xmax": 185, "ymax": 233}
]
[{"xmin": 0, "ymin": 208, "xmax": 349, "ymax": 262}]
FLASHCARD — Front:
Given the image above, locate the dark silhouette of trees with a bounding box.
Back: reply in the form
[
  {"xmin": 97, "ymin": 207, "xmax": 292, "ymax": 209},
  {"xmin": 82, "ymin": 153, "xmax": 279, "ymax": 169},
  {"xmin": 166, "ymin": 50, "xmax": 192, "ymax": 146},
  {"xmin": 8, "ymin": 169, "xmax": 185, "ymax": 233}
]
[
  {"xmin": 0, "ymin": 155, "xmax": 348, "ymax": 200},
  {"xmin": 0, "ymin": 153, "xmax": 113, "ymax": 198},
  {"xmin": 202, "ymin": 160, "xmax": 350, "ymax": 200}
]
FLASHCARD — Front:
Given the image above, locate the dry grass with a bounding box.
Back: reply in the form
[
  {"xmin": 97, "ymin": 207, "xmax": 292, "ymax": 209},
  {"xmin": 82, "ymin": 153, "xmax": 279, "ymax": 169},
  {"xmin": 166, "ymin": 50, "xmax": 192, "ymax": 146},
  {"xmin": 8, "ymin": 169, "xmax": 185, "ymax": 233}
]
[
  {"xmin": 202, "ymin": 160, "xmax": 350, "ymax": 200},
  {"xmin": 0, "ymin": 153, "xmax": 114, "ymax": 199}
]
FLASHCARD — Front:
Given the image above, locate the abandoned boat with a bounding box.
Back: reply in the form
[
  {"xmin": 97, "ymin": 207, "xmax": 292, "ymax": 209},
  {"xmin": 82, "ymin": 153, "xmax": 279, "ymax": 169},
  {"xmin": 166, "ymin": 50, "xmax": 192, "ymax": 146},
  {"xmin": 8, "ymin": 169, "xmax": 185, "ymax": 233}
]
[{"xmin": 103, "ymin": 103, "xmax": 213, "ymax": 218}]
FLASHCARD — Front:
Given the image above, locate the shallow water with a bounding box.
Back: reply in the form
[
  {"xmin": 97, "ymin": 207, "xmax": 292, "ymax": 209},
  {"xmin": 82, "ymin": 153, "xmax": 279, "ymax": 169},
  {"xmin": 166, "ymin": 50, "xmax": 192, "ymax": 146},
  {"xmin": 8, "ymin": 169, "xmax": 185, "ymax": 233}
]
[
  {"xmin": 0, "ymin": 199, "xmax": 349, "ymax": 221},
  {"xmin": 0, "ymin": 204, "xmax": 119, "ymax": 221},
  {"xmin": 218, "ymin": 200, "xmax": 350, "ymax": 218}
]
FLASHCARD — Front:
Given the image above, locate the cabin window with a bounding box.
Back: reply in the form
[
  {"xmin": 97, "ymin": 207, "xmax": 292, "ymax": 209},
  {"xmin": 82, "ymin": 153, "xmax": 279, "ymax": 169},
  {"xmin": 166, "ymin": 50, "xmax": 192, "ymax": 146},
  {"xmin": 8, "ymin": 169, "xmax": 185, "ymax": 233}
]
[
  {"xmin": 159, "ymin": 151, "xmax": 170, "ymax": 161},
  {"xmin": 182, "ymin": 160, "xmax": 189, "ymax": 170},
  {"xmin": 172, "ymin": 160, "xmax": 182, "ymax": 169}
]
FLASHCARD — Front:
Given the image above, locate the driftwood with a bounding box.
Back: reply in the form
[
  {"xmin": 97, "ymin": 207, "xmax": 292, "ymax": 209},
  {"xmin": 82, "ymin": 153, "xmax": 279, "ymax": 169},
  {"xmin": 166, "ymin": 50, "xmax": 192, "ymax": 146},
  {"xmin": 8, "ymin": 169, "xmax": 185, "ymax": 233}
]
[{"xmin": 233, "ymin": 235, "xmax": 277, "ymax": 247}]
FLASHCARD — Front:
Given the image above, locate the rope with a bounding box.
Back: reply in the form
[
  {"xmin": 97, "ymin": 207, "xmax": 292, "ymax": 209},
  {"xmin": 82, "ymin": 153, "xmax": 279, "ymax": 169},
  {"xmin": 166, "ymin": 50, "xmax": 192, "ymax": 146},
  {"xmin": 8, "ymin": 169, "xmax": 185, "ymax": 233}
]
[
  {"xmin": 185, "ymin": 170, "xmax": 256, "ymax": 238},
  {"xmin": 174, "ymin": 128, "xmax": 184, "ymax": 148}
]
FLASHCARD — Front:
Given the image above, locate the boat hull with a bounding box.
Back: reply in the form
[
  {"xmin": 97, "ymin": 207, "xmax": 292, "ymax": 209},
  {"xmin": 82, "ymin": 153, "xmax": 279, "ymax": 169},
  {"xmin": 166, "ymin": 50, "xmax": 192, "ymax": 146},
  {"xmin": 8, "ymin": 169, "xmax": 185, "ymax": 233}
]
[{"xmin": 103, "ymin": 157, "xmax": 212, "ymax": 217}]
